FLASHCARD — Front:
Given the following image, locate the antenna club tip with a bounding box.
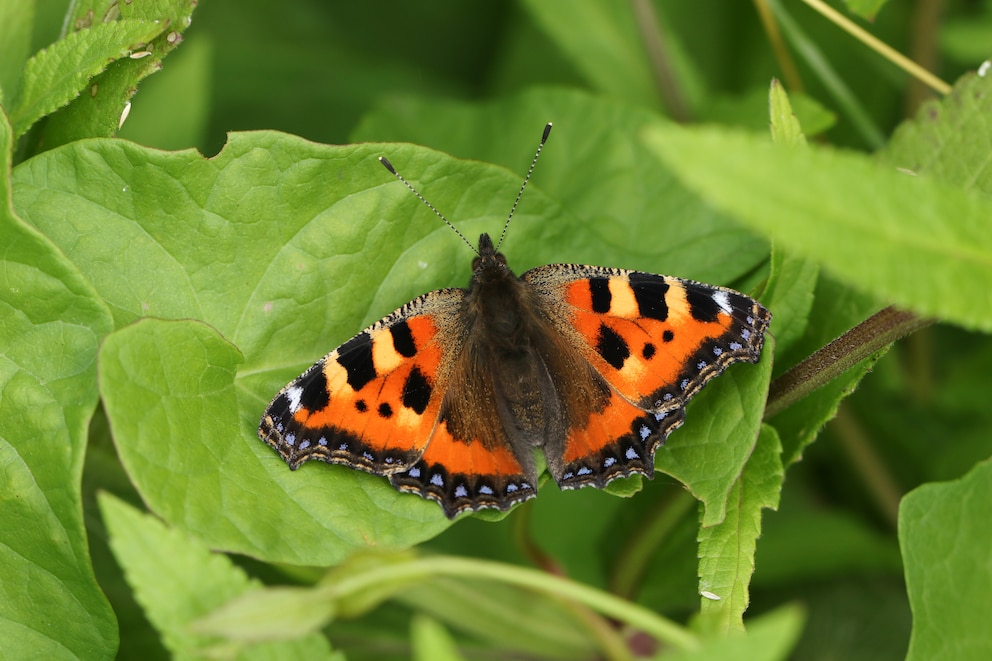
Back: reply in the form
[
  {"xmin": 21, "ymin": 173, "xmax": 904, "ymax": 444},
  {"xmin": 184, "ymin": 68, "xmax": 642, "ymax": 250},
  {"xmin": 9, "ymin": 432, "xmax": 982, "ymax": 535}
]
[
  {"xmin": 542, "ymin": 123, "xmax": 552, "ymax": 142},
  {"xmin": 378, "ymin": 156, "xmax": 397, "ymax": 174}
]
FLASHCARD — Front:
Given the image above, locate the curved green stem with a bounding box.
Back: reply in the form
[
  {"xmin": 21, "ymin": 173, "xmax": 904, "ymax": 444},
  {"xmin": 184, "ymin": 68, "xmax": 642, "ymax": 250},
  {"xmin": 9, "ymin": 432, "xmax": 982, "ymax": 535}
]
[{"xmin": 326, "ymin": 554, "xmax": 700, "ymax": 652}]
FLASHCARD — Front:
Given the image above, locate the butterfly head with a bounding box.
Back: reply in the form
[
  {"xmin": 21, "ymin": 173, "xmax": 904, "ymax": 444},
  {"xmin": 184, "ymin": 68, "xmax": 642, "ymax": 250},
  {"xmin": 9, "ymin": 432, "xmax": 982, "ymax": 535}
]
[{"xmin": 472, "ymin": 233, "xmax": 510, "ymax": 280}]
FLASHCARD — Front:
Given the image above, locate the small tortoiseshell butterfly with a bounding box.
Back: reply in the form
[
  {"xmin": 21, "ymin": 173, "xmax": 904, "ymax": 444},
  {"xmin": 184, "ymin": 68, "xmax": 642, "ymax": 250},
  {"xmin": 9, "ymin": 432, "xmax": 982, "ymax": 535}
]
[{"xmin": 259, "ymin": 124, "xmax": 770, "ymax": 518}]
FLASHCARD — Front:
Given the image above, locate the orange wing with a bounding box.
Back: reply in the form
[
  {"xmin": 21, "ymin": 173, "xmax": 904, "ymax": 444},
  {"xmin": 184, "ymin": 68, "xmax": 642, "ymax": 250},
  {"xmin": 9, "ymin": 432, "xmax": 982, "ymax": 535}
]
[
  {"xmin": 258, "ymin": 289, "xmax": 466, "ymax": 476},
  {"xmin": 523, "ymin": 264, "xmax": 771, "ymax": 490},
  {"xmin": 389, "ymin": 419, "xmax": 538, "ymax": 518}
]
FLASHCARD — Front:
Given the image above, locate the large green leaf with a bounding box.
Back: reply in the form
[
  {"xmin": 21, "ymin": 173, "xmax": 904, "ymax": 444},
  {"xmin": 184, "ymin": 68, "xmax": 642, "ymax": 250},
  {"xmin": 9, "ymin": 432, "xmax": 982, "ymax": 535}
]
[
  {"xmin": 900, "ymin": 459, "xmax": 992, "ymax": 660},
  {"xmin": 642, "ymin": 114, "xmax": 992, "ymax": 332},
  {"xmin": 0, "ymin": 105, "xmax": 117, "ymax": 659}
]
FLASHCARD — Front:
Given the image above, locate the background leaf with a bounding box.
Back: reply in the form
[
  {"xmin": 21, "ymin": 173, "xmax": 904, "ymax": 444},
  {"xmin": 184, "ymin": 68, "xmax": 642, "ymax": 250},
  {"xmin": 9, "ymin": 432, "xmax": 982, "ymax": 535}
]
[
  {"xmin": 0, "ymin": 111, "xmax": 117, "ymax": 659},
  {"xmin": 900, "ymin": 459, "xmax": 992, "ymax": 660}
]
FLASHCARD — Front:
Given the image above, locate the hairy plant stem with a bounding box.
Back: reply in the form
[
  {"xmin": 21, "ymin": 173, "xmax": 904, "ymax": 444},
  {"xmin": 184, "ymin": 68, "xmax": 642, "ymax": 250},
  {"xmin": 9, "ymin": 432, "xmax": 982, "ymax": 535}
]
[{"xmin": 764, "ymin": 306, "xmax": 934, "ymax": 418}]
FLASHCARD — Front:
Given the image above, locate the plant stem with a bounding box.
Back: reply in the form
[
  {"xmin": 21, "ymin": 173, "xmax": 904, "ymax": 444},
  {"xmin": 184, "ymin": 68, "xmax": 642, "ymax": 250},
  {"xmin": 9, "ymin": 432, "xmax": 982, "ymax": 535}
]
[
  {"xmin": 327, "ymin": 554, "xmax": 700, "ymax": 652},
  {"xmin": 764, "ymin": 306, "xmax": 933, "ymax": 418},
  {"xmin": 803, "ymin": 0, "xmax": 950, "ymax": 94},
  {"xmin": 752, "ymin": 0, "xmax": 805, "ymax": 92},
  {"xmin": 629, "ymin": 0, "xmax": 691, "ymax": 122}
]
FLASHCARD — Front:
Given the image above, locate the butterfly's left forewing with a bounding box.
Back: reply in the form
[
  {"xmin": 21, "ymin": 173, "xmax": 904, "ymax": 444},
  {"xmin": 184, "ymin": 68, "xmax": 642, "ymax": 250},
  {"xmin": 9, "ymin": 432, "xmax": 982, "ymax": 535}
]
[
  {"xmin": 259, "ymin": 289, "xmax": 468, "ymax": 476},
  {"xmin": 523, "ymin": 264, "xmax": 770, "ymax": 489}
]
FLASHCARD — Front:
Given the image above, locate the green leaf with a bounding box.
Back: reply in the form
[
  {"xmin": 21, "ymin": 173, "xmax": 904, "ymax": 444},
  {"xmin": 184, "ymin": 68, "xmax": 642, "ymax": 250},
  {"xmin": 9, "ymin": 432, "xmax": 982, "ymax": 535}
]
[
  {"xmin": 99, "ymin": 492, "xmax": 336, "ymax": 659},
  {"xmin": 879, "ymin": 71, "xmax": 992, "ymax": 194},
  {"xmin": 41, "ymin": 0, "xmax": 199, "ymax": 150},
  {"xmin": 0, "ymin": 0, "xmax": 33, "ymax": 105},
  {"xmin": 696, "ymin": 425, "xmax": 784, "ymax": 634},
  {"xmin": 764, "ymin": 249, "xmax": 818, "ymax": 358},
  {"xmin": 703, "ymin": 86, "xmax": 834, "ymax": 139},
  {"xmin": 0, "ymin": 110, "xmax": 117, "ymax": 658},
  {"xmin": 658, "ymin": 335, "xmax": 774, "ymax": 528},
  {"xmin": 642, "ymin": 118, "xmax": 992, "ymax": 332},
  {"xmin": 10, "ymin": 19, "xmax": 168, "ymax": 138},
  {"xmin": 662, "ymin": 603, "xmax": 804, "ymax": 661},
  {"xmin": 191, "ymin": 587, "xmax": 336, "ymax": 644},
  {"xmin": 764, "ymin": 79, "xmax": 818, "ymax": 356},
  {"xmin": 411, "ymin": 615, "xmax": 467, "ymax": 661},
  {"xmin": 900, "ymin": 459, "xmax": 992, "ymax": 660},
  {"xmin": 768, "ymin": 79, "xmax": 807, "ymax": 147},
  {"xmin": 98, "ymin": 316, "xmax": 454, "ymax": 565}
]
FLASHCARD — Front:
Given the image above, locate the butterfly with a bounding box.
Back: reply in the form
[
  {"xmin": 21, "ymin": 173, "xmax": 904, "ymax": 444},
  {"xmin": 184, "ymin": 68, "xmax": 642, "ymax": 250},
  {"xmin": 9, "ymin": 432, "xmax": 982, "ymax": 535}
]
[{"xmin": 258, "ymin": 123, "xmax": 771, "ymax": 518}]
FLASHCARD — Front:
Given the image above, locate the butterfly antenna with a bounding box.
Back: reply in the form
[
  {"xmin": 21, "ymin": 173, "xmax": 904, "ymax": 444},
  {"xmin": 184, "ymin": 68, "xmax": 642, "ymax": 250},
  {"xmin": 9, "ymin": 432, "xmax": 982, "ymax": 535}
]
[
  {"xmin": 496, "ymin": 122, "xmax": 552, "ymax": 251},
  {"xmin": 378, "ymin": 156, "xmax": 477, "ymax": 254}
]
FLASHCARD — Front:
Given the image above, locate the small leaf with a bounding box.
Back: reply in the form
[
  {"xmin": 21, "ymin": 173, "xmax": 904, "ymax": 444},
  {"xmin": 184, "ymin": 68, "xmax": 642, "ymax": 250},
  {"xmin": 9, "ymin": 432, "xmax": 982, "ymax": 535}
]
[
  {"xmin": 99, "ymin": 492, "xmax": 336, "ymax": 658},
  {"xmin": 10, "ymin": 19, "xmax": 167, "ymax": 138},
  {"xmin": 843, "ymin": 0, "xmax": 887, "ymax": 21},
  {"xmin": 696, "ymin": 425, "xmax": 784, "ymax": 634},
  {"xmin": 665, "ymin": 604, "xmax": 805, "ymax": 661},
  {"xmin": 658, "ymin": 336, "xmax": 774, "ymax": 528},
  {"xmin": 411, "ymin": 615, "xmax": 467, "ymax": 661},
  {"xmin": 191, "ymin": 587, "xmax": 336, "ymax": 644},
  {"xmin": 900, "ymin": 459, "xmax": 992, "ymax": 660},
  {"xmin": 768, "ymin": 79, "xmax": 807, "ymax": 147},
  {"xmin": 41, "ymin": 0, "xmax": 199, "ymax": 150}
]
